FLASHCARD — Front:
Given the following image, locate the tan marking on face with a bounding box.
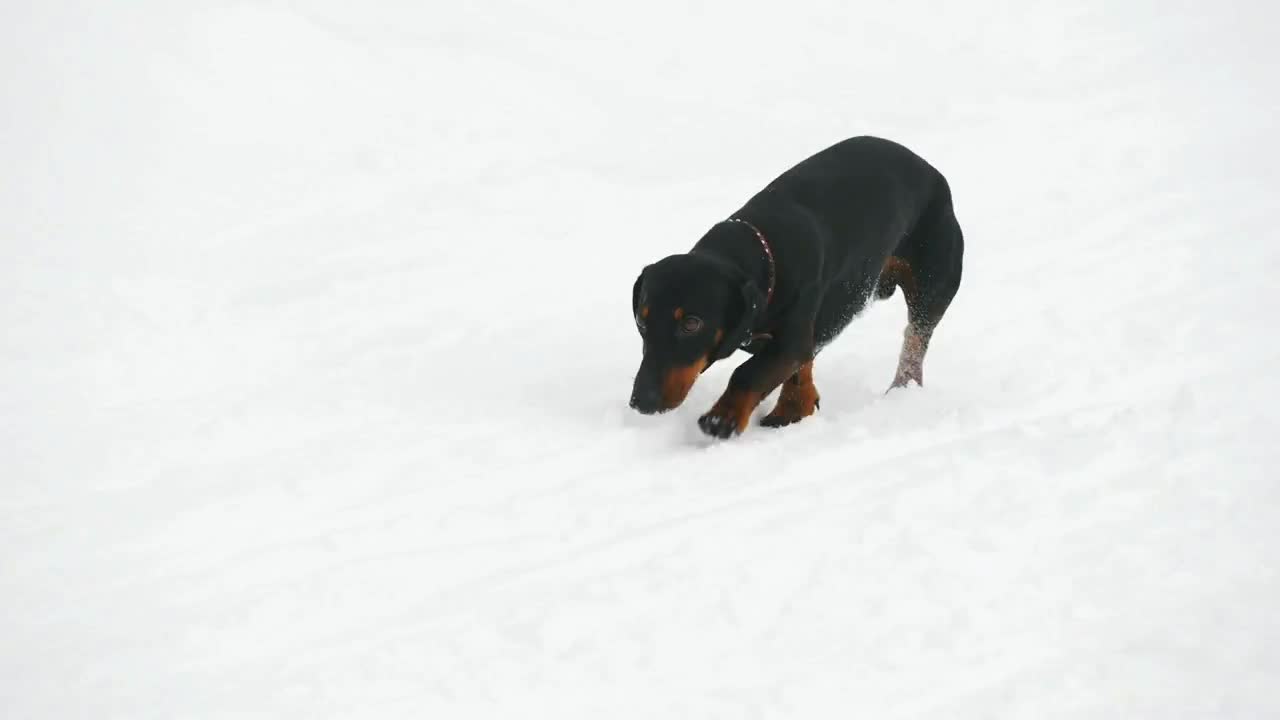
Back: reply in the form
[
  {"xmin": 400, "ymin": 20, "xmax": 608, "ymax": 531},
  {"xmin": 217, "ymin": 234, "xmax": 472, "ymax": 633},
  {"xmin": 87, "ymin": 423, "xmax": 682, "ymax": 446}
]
[
  {"xmin": 660, "ymin": 355, "xmax": 708, "ymax": 409},
  {"xmin": 673, "ymin": 307, "xmax": 684, "ymax": 321},
  {"xmin": 640, "ymin": 306, "xmax": 649, "ymax": 319}
]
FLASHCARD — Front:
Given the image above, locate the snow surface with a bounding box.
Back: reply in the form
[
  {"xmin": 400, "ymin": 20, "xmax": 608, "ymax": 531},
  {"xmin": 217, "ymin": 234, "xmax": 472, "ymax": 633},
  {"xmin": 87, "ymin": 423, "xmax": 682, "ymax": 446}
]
[{"xmin": 4, "ymin": 1, "xmax": 1280, "ymax": 717}]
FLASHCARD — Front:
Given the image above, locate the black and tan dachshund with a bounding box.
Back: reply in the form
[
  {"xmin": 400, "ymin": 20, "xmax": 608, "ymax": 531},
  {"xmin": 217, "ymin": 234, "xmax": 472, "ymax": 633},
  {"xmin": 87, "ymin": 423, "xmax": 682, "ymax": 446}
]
[{"xmin": 629, "ymin": 136, "xmax": 964, "ymax": 438}]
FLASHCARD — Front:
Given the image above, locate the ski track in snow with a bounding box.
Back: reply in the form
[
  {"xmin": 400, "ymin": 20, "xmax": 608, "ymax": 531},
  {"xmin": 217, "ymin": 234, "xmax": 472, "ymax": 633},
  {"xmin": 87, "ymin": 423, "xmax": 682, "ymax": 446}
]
[{"xmin": 4, "ymin": 1, "xmax": 1280, "ymax": 718}]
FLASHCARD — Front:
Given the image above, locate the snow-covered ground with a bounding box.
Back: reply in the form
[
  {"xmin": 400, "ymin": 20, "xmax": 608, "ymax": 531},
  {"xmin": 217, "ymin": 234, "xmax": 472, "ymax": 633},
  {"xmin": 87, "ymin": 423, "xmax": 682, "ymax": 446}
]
[{"xmin": 4, "ymin": 1, "xmax": 1280, "ymax": 717}]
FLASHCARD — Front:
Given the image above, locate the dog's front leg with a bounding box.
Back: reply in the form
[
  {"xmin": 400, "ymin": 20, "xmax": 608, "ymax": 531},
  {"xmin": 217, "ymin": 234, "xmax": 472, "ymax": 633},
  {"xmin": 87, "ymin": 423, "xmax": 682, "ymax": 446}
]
[
  {"xmin": 697, "ymin": 288, "xmax": 820, "ymax": 439},
  {"xmin": 697, "ymin": 347, "xmax": 806, "ymax": 438}
]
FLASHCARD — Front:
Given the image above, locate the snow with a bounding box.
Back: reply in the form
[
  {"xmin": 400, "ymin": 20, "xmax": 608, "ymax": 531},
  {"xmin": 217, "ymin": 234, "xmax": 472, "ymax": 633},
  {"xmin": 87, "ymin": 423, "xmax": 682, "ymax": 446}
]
[{"xmin": 4, "ymin": 1, "xmax": 1280, "ymax": 717}]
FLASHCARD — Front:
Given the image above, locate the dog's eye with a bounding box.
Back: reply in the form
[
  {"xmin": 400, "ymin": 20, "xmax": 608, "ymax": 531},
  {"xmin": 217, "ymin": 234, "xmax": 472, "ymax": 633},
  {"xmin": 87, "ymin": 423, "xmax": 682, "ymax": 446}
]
[{"xmin": 679, "ymin": 315, "xmax": 703, "ymax": 335}]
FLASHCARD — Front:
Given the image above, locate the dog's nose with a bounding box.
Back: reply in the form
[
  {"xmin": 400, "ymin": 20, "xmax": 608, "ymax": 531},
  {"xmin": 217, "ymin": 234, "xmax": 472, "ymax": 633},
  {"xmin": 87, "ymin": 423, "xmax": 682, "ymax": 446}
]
[{"xmin": 630, "ymin": 385, "xmax": 662, "ymax": 414}]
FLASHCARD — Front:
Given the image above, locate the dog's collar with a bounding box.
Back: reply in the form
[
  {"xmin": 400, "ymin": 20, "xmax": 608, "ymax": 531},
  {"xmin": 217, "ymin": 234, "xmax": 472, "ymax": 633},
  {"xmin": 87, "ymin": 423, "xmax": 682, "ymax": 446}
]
[{"xmin": 722, "ymin": 217, "xmax": 775, "ymax": 306}]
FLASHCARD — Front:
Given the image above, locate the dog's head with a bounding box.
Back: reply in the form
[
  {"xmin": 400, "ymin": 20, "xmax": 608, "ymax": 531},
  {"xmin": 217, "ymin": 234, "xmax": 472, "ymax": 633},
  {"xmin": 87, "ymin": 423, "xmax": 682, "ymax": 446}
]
[{"xmin": 628, "ymin": 253, "xmax": 764, "ymax": 414}]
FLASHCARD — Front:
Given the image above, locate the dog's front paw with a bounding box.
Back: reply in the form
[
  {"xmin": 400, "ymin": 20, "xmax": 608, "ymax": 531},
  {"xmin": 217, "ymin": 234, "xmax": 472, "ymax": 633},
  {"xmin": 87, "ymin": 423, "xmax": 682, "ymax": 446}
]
[
  {"xmin": 698, "ymin": 411, "xmax": 741, "ymax": 439},
  {"xmin": 697, "ymin": 388, "xmax": 762, "ymax": 439}
]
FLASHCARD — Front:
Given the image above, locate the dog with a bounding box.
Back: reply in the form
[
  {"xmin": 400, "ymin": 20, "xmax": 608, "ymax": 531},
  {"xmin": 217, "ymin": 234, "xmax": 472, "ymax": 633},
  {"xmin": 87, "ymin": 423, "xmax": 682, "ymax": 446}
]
[{"xmin": 628, "ymin": 136, "xmax": 964, "ymax": 438}]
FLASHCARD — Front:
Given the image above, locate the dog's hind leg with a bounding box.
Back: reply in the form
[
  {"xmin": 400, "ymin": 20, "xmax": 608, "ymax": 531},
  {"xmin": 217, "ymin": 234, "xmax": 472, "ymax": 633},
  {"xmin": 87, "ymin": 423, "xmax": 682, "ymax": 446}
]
[
  {"xmin": 875, "ymin": 263, "xmax": 901, "ymax": 300},
  {"xmin": 886, "ymin": 179, "xmax": 964, "ymax": 389}
]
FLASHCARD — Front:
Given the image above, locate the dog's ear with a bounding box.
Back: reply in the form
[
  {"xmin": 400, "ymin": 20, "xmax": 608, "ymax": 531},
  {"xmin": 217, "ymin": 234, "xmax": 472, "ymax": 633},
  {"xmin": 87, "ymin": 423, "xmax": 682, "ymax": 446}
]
[
  {"xmin": 631, "ymin": 267, "xmax": 648, "ymax": 317},
  {"xmin": 715, "ymin": 281, "xmax": 765, "ymax": 360}
]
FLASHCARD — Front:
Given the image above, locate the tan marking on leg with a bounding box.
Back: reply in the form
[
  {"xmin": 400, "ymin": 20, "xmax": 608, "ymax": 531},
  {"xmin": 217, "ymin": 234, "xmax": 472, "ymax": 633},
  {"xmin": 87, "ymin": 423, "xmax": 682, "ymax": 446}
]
[
  {"xmin": 763, "ymin": 361, "xmax": 820, "ymax": 427},
  {"xmin": 890, "ymin": 325, "xmax": 933, "ymax": 389},
  {"xmin": 879, "ymin": 256, "xmax": 917, "ymax": 300},
  {"xmin": 703, "ymin": 387, "xmax": 764, "ymax": 435}
]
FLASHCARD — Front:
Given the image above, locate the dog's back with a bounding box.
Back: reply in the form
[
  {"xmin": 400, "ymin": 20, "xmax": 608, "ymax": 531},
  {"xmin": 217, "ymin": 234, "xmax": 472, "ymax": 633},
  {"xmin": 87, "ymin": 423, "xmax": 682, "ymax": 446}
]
[{"xmin": 739, "ymin": 136, "xmax": 946, "ymax": 289}]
